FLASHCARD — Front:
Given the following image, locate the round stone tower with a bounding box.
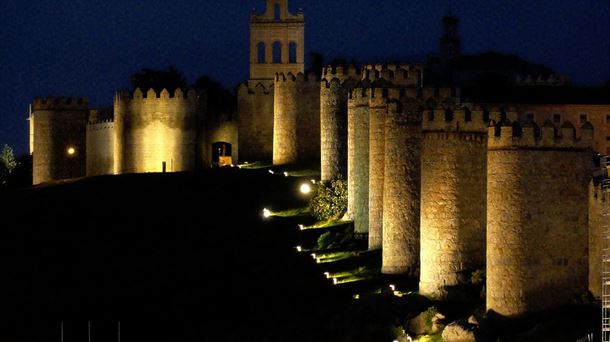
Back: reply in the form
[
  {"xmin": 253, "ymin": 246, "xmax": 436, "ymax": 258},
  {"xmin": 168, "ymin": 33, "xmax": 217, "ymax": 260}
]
[
  {"xmin": 487, "ymin": 120, "xmax": 593, "ymax": 316},
  {"xmin": 419, "ymin": 104, "xmax": 489, "ymax": 298},
  {"xmin": 31, "ymin": 97, "xmax": 89, "ymax": 184},
  {"xmin": 381, "ymin": 98, "xmax": 422, "ymax": 274},
  {"xmin": 320, "ymin": 65, "xmax": 358, "ymax": 181},
  {"xmin": 273, "ymin": 72, "xmax": 320, "ymax": 165},
  {"xmin": 368, "ymin": 87, "xmax": 389, "ymax": 249},
  {"xmin": 114, "ymin": 88, "xmax": 199, "ymax": 174},
  {"xmin": 348, "ymin": 87, "xmax": 371, "ymax": 236}
]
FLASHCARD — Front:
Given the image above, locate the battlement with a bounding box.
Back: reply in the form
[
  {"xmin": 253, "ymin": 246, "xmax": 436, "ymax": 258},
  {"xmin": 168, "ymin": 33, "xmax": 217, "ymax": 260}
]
[
  {"xmin": 386, "ymin": 100, "xmax": 423, "ymax": 124},
  {"xmin": 348, "ymin": 86, "xmax": 403, "ymax": 104},
  {"xmin": 321, "ymin": 64, "xmax": 361, "ymax": 84},
  {"xmin": 275, "ymin": 71, "xmax": 319, "ymax": 84},
  {"xmin": 488, "ymin": 119, "xmax": 592, "ymax": 150},
  {"xmin": 422, "ymin": 105, "xmax": 488, "ymax": 133},
  {"xmin": 87, "ymin": 120, "xmax": 114, "ymax": 131},
  {"xmin": 115, "ymin": 88, "xmax": 197, "ymax": 103},
  {"xmin": 238, "ymin": 82, "xmax": 274, "ymax": 96},
  {"xmin": 361, "ymin": 63, "xmax": 423, "ymax": 87},
  {"xmin": 421, "ymin": 86, "xmax": 460, "ymax": 101},
  {"xmin": 32, "ymin": 97, "xmax": 89, "ymax": 111}
]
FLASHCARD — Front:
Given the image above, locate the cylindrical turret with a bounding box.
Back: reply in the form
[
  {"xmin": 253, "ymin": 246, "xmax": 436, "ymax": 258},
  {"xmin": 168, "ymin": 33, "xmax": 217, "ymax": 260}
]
[
  {"xmin": 320, "ymin": 65, "xmax": 357, "ymax": 181},
  {"xmin": 487, "ymin": 120, "xmax": 593, "ymax": 316},
  {"xmin": 368, "ymin": 89, "xmax": 387, "ymax": 250},
  {"xmin": 419, "ymin": 105, "xmax": 488, "ymax": 298},
  {"xmin": 114, "ymin": 88, "xmax": 199, "ymax": 174},
  {"xmin": 348, "ymin": 88, "xmax": 371, "ymax": 237},
  {"xmin": 382, "ymin": 99, "xmax": 422, "ymax": 274},
  {"xmin": 31, "ymin": 97, "xmax": 89, "ymax": 184},
  {"xmin": 273, "ymin": 72, "xmax": 320, "ymax": 165}
]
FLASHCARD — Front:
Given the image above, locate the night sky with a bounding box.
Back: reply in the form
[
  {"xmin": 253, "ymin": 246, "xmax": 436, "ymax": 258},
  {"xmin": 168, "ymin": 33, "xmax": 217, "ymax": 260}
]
[{"xmin": 1, "ymin": 0, "xmax": 609, "ymax": 155}]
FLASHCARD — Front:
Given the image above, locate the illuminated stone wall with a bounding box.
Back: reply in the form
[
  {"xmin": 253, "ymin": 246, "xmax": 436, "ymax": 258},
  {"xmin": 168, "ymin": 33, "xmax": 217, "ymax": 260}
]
[
  {"xmin": 273, "ymin": 72, "xmax": 320, "ymax": 165},
  {"xmin": 86, "ymin": 117, "xmax": 115, "ymax": 176},
  {"xmin": 589, "ymin": 180, "xmax": 604, "ymax": 299},
  {"xmin": 382, "ymin": 99, "xmax": 421, "ymax": 274},
  {"xmin": 31, "ymin": 97, "xmax": 89, "ymax": 184},
  {"xmin": 346, "ymin": 92, "xmax": 356, "ymax": 220},
  {"xmin": 349, "ymin": 88, "xmax": 371, "ymax": 236},
  {"xmin": 368, "ymin": 90, "xmax": 387, "ymax": 250},
  {"xmin": 486, "ymin": 121, "xmax": 593, "ymax": 316},
  {"xmin": 114, "ymin": 88, "xmax": 199, "ymax": 174},
  {"xmin": 347, "ymin": 64, "xmax": 424, "ymax": 238},
  {"xmin": 419, "ymin": 106, "xmax": 488, "ymax": 298},
  {"xmin": 237, "ymin": 81, "xmax": 274, "ymax": 162},
  {"xmin": 320, "ymin": 65, "xmax": 358, "ymax": 181}
]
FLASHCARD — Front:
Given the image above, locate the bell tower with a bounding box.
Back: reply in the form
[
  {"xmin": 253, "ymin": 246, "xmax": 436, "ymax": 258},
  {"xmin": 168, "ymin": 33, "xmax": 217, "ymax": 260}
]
[{"xmin": 249, "ymin": 0, "xmax": 305, "ymax": 80}]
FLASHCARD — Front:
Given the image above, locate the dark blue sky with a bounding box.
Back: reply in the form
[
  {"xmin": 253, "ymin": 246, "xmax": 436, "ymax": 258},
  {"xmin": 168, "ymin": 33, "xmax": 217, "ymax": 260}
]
[{"xmin": 1, "ymin": 0, "xmax": 609, "ymax": 155}]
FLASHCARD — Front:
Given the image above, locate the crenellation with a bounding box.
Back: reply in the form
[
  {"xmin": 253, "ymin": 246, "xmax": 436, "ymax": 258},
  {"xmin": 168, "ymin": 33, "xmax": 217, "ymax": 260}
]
[
  {"xmin": 488, "ymin": 119, "xmax": 591, "ymax": 150},
  {"xmin": 32, "ymin": 96, "xmax": 89, "ymax": 111},
  {"xmin": 487, "ymin": 120, "xmax": 593, "ymax": 316}
]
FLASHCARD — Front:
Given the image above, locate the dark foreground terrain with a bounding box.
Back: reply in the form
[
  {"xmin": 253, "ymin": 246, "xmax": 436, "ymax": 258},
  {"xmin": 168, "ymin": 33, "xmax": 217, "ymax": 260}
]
[{"xmin": 0, "ymin": 169, "xmax": 352, "ymax": 341}]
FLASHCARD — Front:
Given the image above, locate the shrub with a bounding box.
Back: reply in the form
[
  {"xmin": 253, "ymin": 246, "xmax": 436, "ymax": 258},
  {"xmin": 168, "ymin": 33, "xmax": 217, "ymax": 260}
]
[{"xmin": 309, "ymin": 176, "xmax": 347, "ymax": 221}]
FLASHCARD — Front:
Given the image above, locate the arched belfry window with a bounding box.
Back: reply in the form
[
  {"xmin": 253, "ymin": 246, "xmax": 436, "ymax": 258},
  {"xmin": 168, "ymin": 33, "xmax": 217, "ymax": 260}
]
[
  {"xmin": 272, "ymin": 41, "xmax": 282, "ymax": 64},
  {"xmin": 289, "ymin": 42, "xmax": 297, "ymax": 64},
  {"xmin": 257, "ymin": 42, "xmax": 266, "ymax": 63},
  {"xmin": 274, "ymin": 4, "xmax": 281, "ymax": 21}
]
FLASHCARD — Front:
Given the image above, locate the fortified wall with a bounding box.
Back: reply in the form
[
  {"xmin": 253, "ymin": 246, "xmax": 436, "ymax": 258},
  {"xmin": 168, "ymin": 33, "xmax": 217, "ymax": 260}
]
[
  {"xmin": 114, "ymin": 88, "xmax": 201, "ymax": 174},
  {"xmin": 381, "ymin": 97, "xmax": 423, "ymax": 275},
  {"xmin": 418, "ymin": 104, "xmax": 491, "ymax": 298},
  {"xmin": 486, "ymin": 120, "xmax": 593, "ymax": 316},
  {"xmin": 346, "ymin": 64, "xmax": 423, "ymax": 238},
  {"xmin": 31, "ymin": 97, "xmax": 89, "ymax": 184},
  {"xmin": 320, "ymin": 65, "xmax": 359, "ymax": 181},
  {"xmin": 86, "ymin": 108, "xmax": 115, "ymax": 176},
  {"xmin": 273, "ymin": 72, "xmax": 320, "ymax": 165},
  {"xmin": 237, "ymin": 81, "xmax": 274, "ymax": 162}
]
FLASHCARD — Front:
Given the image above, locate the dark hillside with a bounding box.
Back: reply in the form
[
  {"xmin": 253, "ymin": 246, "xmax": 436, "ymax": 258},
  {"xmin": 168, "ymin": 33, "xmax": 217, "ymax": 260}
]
[{"xmin": 0, "ymin": 169, "xmax": 349, "ymax": 341}]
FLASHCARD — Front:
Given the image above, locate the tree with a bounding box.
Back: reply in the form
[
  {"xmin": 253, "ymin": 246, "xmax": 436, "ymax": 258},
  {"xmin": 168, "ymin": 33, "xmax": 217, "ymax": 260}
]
[
  {"xmin": 192, "ymin": 75, "xmax": 235, "ymax": 118},
  {"xmin": 0, "ymin": 145, "xmax": 17, "ymax": 187},
  {"xmin": 129, "ymin": 66, "xmax": 187, "ymax": 93}
]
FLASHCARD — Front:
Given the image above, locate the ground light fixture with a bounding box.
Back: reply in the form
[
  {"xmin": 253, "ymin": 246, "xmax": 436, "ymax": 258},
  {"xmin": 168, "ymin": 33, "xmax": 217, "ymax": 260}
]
[
  {"xmin": 389, "ymin": 284, "xmax": 396, "ymax": 291},
  {"xmin": 295, "ymin": 246, "xmax": 302, "ymax": 252},
  {"xmin": 262, "ymin": 208, "xmax": 271, "ymax": 218},
  {"xmin": 268, "ymin": 170, "xmax": 274, "ymax": 174},
  {"xmin": 67, "ymin": 146, "xmax": 76, "ymax": 156},
  {"xmin": 299, "ymin": 183, "xmax": 312, "ymax": 194},
  {"xmin": 298, "ymin": 224, "xmax": 304, "ymax": 230},
  {"xmin": 324, "ymin": 272, "xmax": 330, "ymax": 278}
]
